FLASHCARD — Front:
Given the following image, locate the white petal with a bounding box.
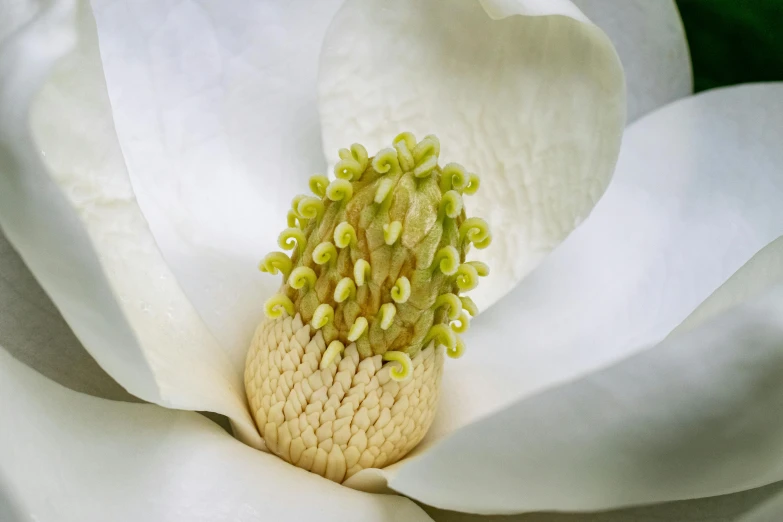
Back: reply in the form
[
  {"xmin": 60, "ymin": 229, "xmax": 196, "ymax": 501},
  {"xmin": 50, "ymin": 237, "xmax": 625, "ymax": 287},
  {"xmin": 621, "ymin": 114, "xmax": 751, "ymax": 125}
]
[
  {"xmin": 0, "ymin": 349, "xmax": 432, "ymax": 522},
  {"xmin": 389, "ymin": 283, "xmax": 783, "ymax": 513},
  {"xmin": 317, "ymin": 0, "xmax": 626, "ymax": 312},
  {"xmin": 429, "ymin": 83, "xmax": 783, "ymax": 440},
  {"xmin": 572, "ymin": 0, "xmax": 692, "ymax": 122},
  {"xmin": 0, "ymin": 1, "xmax": 260, "ymax": 445},
  {"xmin": 426, "ymin": 275, "xmax": 783, "ymax": 519},
  {"xmin": 0, "ymin": 230, "xmax": 134, "ymax": 402},
  {"xmin": 424, "ymin": 483, "xmax": 783, "ymax": 521},
  {"xmin": 739, "ymin": 485, "xmax": 783, "ymax": 522},
  {"xmin": 673, "ymin": 235, "xmax": 783, "ymax": 336},
  {"xmin": 89, "ymin": 0, "xmax": 346, "ymax": 359}
]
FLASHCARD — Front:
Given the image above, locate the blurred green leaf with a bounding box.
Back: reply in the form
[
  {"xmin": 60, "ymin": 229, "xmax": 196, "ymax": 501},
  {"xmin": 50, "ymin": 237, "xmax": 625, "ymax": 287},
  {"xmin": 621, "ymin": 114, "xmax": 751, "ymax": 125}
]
[{"xmin": 676, "ymin": 0, "xmax": 783, "ymax": 91}]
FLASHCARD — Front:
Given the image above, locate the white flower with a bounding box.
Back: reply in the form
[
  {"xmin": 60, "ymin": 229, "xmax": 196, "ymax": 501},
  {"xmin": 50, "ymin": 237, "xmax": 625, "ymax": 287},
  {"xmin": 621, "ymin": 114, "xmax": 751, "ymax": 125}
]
[{"xmin": 1, "ymin": 0, "xmax": 783, "ymax": 520}]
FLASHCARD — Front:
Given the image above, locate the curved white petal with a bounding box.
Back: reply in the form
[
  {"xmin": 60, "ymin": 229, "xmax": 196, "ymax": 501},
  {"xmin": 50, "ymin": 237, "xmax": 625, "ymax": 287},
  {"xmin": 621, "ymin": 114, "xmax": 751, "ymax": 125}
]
[
  {"xmin": 739, "ymin": 486, "xmax": 783, "ymax": 522},
  {"xmin": 424, "ymin": 482, "xmax": 783, "ymax": 521},
  {"xmin": 0, "ymin": 348, "xmax": 432, "ymax": 522},
  {"xmin": 673, "ymin": 236, "xmax": 783, "ymax": 336},
  {"xmin": 0, "ymin": 0, "xmax": 260, "ymax": 445},
  {"xmin": 89, "ymin": 0, "xmax": 346, "ymax": 360},
  {"xmin": 423, "ymin": 83, "xmax": 783, "ymax": 440},
  {"xmin": 390, "ymin": 283, "xmax": 783, "ymax": 513},
  {"xmin": 317, "ymin": 0, "xmax": 626, "ymax": 312},
  {"xmin": 572, "ymin": 0, "xmax": 692, "ymax": 122},
  {"xmin": 0, "ymin": 230, "xmax": 134, "ymax": 402}
]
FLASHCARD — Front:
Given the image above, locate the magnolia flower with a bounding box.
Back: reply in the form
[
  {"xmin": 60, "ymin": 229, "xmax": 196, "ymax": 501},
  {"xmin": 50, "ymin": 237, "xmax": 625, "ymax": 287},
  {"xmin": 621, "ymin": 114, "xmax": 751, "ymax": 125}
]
[{"xmin": 2, "ymin": 0, "xmax": 783, "ymax": 520}]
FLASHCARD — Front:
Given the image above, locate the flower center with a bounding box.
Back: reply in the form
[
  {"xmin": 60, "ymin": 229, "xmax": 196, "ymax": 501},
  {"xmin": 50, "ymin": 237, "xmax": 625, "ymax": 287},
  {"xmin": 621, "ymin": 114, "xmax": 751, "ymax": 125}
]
[{"xmin": 245, "ymin": 133, "xmax": 491, "ymax": 482}]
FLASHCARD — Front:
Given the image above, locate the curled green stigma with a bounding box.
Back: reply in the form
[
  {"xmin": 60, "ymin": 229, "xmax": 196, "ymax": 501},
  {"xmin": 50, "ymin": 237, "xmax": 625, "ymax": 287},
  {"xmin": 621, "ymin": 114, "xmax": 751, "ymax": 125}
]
[
  {"xmin": 435, "ymin": 293, "xmax": 462, "ymax": 321},
  {"xmin": 287, "ymin": 210, "xmax": 304, "ymax": 229},
  {"xmin": 374, "ymin": 178, "xmax": 395, "ymax": 203},
  {"xmin": 297, "ymin": 196, "xmax": 324, "ymax": 221},
  {"xmin": 258, "ymin": 252, "xmax": 292, "ymax": 282},
  {"xmin": 311, "ymin": 303, "xmax": 334, "ymax": 330},
  {"xmin": 464, "ymin": 173, "xmax": 480, "ymax": 195},
  {"xmin": 258, "ymin": 132, "xmax": 492, "ymax": 363},
  {"xmin": 278, "ymin": 228, "xmax": 306, "ymax": 255},
  {"xmin": 288, "ymin": 266, "xmax": 316, "ymax": 291},
  {"xmin": 379, "ymin": 303, "xmax": 396, "ymax": 330},
  {"xmin": 412, "ymin": 135, "xmax": 440, "ymax": 178},
  {"xmin": 440, "ymin": 163, "xmax": 468, "ymax": 192},
  {"xmin": 455, "ymin": 263, "xmax": 479, "ymax": 291},
  {"xmin": 449, "ymin": 336, "xmax": 466, "ymax": 359},
  {"xmin": 439, "ymin": 190, "xmax": 464, "ymax": 219},
  {"xmin": 347, "ymin": 317, "xmax": 368, "ymax": 342},
  {"xmin": 309, "ymin": 175, "xmax": 329, "ymax": 198},
  {"xmin": 334, "ymin": 277, "xmax": 357, "ymax": 303},
  {"xmin": 460, "ymin": 217, "xmax": 492, "ymax": 249},
  {"xmin": 391, "ymin": 276, "xmax": 411, "ymax": 304},
  {"xmin": 394, "ymin": 132, "xmax": 416, "ymax": 171},
  {"xmin": 433, "ymin": 246, "xmax": 460, "ymax": 275},
  {"xmin": 451, "ymin": 311, "xmax": 470, "ymax": 333},
  {"xmin": 312, "ymin": 242, "xmax": 337, "ymax": 265},
  {"xmin": 424, "ymin": 324, "xmax": 456, "ymax": 355},
  {"xmin": 384, "ymin": 221, "xmax": 402, "ymax": 245},
  {"xmin": 320, "ymin": 340, "xmax": 345, "ymax": 369},
  {"xmin": 326, "ymin": 179, "xmax": 353, "ymax": 202},
  {"xmin": 354, "ymin": 259, "xmax": 371, "ymax": 286},
  {"xmin": 264, "ymin": 294, "xmax": 294, "ymax": 318},
  {"xmin": 383, "ymin": 351, "xmax": 413, "ymax": 381},
  {"xmin": 372, "ymin": 148, "xmax": 400, "ymax": 174},
  {"xmin": 460, "ymin": 296, "xmax": 479, "ymax": 317},
  {"xmin": 334, "ymin": 222, "xmax": 357, "ymax": 248},
  {"xmin": 467, "ymin": 260, "xmax": 490, "ymax": 277},
  {"xmin": 335, "ymin": 143, "xmax": 369, "ymax": 180}
]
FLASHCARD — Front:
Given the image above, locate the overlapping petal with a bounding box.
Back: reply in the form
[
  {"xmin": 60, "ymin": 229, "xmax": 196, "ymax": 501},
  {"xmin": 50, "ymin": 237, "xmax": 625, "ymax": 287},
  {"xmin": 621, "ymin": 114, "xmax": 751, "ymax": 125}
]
[
  {"xmin": 391, "ymin": 282, "xmax": 783, "ymax": 513},
  {"xmin": 739, "ymin": 486, "xmax": 783, "ymax": 522},
  {"xmin": 0, "ymin": 0, "xmax": 260, "ymax": 445},
  {"xmin": 572, "ymin": 0, "xmax": 692, "ymax": 121},
  {"xmin": 673, "ymin": 235, "xmax": 783, "ymax": 336},
  {"xmin": 0, "ymin": 348, "xmax": 433, "ymax": 522},
  {"xmin": 318, "ymin": 0, "xmax": 627, "ymax": 312},
  {"xmin": 425, "ymin": 481, "xmax": 783, "ymax": 521},
  {"xmin": 89, "ymin": 0, "xmax": 346, "ymax": 362},
  {"xmin": 0, "ymin": 229, "xmax": 133, "ymax": 402}
]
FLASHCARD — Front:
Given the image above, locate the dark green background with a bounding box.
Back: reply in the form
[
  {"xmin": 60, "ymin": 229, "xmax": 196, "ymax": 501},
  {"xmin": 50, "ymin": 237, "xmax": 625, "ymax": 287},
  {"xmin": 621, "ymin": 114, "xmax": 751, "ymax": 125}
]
[{"xmin": 676, "ymin": 0, "xmax": 783, "ymax": 92}]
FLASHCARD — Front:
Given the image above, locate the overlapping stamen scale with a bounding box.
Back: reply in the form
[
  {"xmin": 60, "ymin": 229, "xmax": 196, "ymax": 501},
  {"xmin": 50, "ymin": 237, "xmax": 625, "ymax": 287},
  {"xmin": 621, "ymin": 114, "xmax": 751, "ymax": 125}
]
[
  {"xmin": 246, "ymin": 133, "xmax": 492, "ymax": 482},
  {"xmin": 245, "ymin": 315, "xmax": 444, "ymax": 483}
]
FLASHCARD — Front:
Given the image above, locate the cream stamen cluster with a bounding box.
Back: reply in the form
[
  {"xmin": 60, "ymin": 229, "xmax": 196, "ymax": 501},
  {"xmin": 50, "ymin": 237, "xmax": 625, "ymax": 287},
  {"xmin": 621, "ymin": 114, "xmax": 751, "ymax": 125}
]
[{"xmin": 246, "ymin": 133, "xmax": 491, "ymax": 481}]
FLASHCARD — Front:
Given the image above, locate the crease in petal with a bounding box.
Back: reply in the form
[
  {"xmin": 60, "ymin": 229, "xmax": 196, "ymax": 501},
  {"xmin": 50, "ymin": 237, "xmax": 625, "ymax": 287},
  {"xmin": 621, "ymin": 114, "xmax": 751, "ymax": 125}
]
[
  {"xmin": 0, "ymin": 0, "xmax": 260, "ymax": 446},
  {"xmin": 317, "ymin": 0, "xmax": 626, "ymax": 313},
  {"xmin": 0, "ymin": 347, "xmax": 433, "ymax": 522}
]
